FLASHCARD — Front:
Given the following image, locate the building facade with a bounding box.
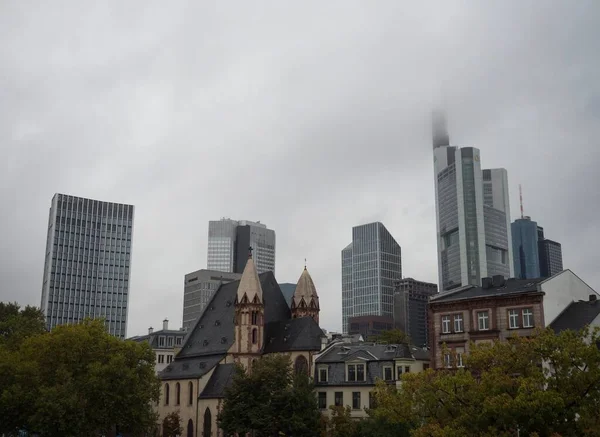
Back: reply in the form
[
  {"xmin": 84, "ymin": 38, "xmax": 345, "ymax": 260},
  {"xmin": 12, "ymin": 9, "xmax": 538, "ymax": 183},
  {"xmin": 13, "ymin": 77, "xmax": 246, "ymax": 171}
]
[
  {"xmin": 432, "ymin": 113, "xmax": 513, "ymax": 292},
  {"xmin": 182, "ymin": 270, "xmax": 242, "ymax": 331},
  {"xmin": 157, "ymin": 256, "xmax": 324, "ymax": 437},
  {"xmin": 511, "ymin": 217, "xmax": 541, "ymax": 279},
  {"xmin": 314, "ymin": 342, "xmax": 430, "ymax": 418},
  {"xmin": 40, "ymin": 193, "xmax": 134, "ymax": 338},
  {"xmin": 348, "ymin": 315, "xmax": 394, "ymax": 339},
  {"xmin": 341, "ymin": 222, "xmax": 402, "ymax": 333},
  {"xmin": 393, "ymin": 278, "xmax": 438, "ymax": 348},
  {"xmin": 129, "ymin": 319, "xmax": 187, "ymax": 374},
  {"xmin": 207, "ymin": 219, "xmax": 276, "ymax": 274},
  {"xmin": 539, "ymin": 236, "xmax": 563, "ymax": 278}
]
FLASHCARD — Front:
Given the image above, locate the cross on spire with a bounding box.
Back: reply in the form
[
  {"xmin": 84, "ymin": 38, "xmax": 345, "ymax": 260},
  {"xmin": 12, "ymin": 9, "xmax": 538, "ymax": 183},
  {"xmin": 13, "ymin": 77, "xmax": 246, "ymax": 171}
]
[
  {"xmin": 248, "ymin": 246, "xmax": 254, "ymax": 258},
  {"xmin": 304, "ymin": 258, "xmax": 307, "ymax": 270}
]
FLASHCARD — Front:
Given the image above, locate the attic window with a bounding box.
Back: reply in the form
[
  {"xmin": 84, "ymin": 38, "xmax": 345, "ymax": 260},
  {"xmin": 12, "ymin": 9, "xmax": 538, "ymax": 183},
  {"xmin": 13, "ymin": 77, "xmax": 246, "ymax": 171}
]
[
  {"xmin": 385, "ymin": 345, "xmax": 397, "ymax": 353},
  {"xmin": 226, "ymin": 300, "xmax": 232, "ymax": 307},
  {"xmin": 220, "ymin": 337, "xmax": 227, "ymax": 344},
  {"xmin": 203, "ymin": 340, "xmax": 209, "ymax": 346},
  {"xmin": 199, "ymin": 362, "xmax": 206, "ymax": 369},
  {"xmin": 210, "ymin": 306, "xmax": 215, "ymax": 311},
  {"xmin": 199, "ymin": 324, "xmax": 204, "ymax": 329},
  {"xmin": 214, "ymin": 320, "xmax": 220, "ymax": 326}
]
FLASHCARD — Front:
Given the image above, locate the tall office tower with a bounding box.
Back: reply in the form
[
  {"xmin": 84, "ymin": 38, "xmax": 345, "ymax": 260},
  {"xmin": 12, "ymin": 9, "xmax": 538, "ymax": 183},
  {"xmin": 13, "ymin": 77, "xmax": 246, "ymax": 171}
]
[
  {"xmin": 341, "ymin": 222, "xmax": 402, "ymax": 333},
  {"xmin": 207, "ymin": 219, "xmax": 276, "ymax": 274},
  {"xmin": 40, "ymin": 194, "xmax": 134, "ymax": 338},
  {"xmin": 537, "ymin": 226, "xmax": 563, "ymax": 278},
  {"xmin": 393, "ymin": 278, "xmax": 438, "ymax": 347},
  {"xmin": 182, "ymin": 269, "xmax": 242, "ymax": 330},
  {"xmin": 511, "ymin": 217, "xmax": 541, "ymax": 279},
  {"xmin": 432, "ymin": 112, "xmax": 513, "ymax": 291}
]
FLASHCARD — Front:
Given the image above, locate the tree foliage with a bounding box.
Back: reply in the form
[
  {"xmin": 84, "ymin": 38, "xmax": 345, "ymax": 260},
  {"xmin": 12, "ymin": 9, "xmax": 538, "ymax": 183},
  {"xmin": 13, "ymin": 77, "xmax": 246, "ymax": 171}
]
[
  {"xmin": 0, "ymin": 316, "xmax": 160, "ymax": 437},
  {"xmin": 371, "ymin": 327, "xmax": 600, "ymax": 437},
  {"xmin": 369, "ymin": 329, "xmax": 411, "ymax": 345},
  {"xmin": 219, "ymin": 354, "xmax": 321, "ymax": 437},
  {"xmin": 162, "ymin": 411, "xmax": 183, "ymax": 437},
  {"xmin": 0, "ymin": 302, "xmax": 46, "ymax": 350}
]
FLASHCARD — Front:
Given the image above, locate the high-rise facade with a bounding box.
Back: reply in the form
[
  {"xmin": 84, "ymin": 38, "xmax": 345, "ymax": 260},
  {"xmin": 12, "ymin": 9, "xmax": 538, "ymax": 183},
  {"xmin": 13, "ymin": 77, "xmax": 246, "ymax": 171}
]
[
  {"xmin": 40, "ymin": 194, "xmax": 134, "ymax": 338},
  {"xmin": 207, "ymin": 219, "xmax": 275, "ymax": 274},
  {"xmin": 538, "ymin": 225, "xmax": 563, "ymax": 278},
  {"xmin": 432, "ymin": 112, "xmax": 513, "ymax": 291},
  {"xmin": 511, "ymin": 217, "xmax": 541, "ymax": 279},
  {"xmin": 393, "ymin": 278, "xmax": 438, "ymax": 348},
  {"xmin": 341, "ymin": 222, "xmax": 402, "ymax": 333}
]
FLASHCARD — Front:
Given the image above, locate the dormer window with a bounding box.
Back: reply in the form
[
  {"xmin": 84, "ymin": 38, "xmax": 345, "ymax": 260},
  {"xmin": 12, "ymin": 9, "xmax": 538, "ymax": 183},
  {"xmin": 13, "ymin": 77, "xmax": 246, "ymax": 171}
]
[
  {"xmin": 167, "ymin": 337, "xmax": 173, "ymax": 347},
  {"xmin": 347, "ymin": 363, "xmax": 365, "ymax": 382},
  {"xmin": 158, "ymin": 336, "xmax": 165, "ymax": 347},
  {"xmin": 318, "ymin": 367, "xmax": 328, "ymax": 383},
  {"xmin": 383, "ymin": 366, "xmax": 393, "ymax": 381}
]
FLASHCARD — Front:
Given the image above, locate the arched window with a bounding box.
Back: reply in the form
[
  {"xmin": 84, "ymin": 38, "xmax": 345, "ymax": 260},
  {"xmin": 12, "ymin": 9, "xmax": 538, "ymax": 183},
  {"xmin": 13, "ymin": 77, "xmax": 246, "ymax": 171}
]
[
  {"xmin": 164, "ymin": 383, "xmax": 170, "ymax": 405},
  {"xmin": 251, "ymin": 311, "xmax": 258, "ymax": 325},
  {"xmin": 294, "ymin": 355, "xmax": 309, "ymax": 375},
  {"xmin": 187, "ymin": 418, "xmax": 194, "ymax": 437},
  {"xmin": 203, "ymin": 407, "xmax": 212, "ymax": 437},
  {"xmin": 175, "ymin": 382, "xmax": 181, "ymax": 405},
  {"xmin": 188, "ymin": 381, "xmax": 194, "ymax": 405},
  {"xmin": 252, "ymin": 328, "xmax": 258, "ymax": 344}
]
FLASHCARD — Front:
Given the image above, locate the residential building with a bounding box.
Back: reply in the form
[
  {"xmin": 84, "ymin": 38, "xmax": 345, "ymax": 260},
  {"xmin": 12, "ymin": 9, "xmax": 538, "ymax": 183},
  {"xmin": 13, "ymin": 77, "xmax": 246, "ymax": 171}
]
[
  {"xmin": 432, "ymin": 112, "xmax": 513, "ymax": 292},
  {"xmin": 428, "ymin": 270, "xmax": 599, "ymax": 368},
  {"xmin": 40, "ymin": 193, "xmax": 134, "ymax": 338},
  {"xmin": 157, "ymin": 255, "xmax": 324, "ymax": 437},
  {"xmin": 511, "ymin": 217, "xmax": 541, "ymax": 279},
  {"xmin": 182, "ymin": 270, "xmax": 242, "ymax": 331},
  {"xmin": 314, "ymin": 342, "xmax": 430, "ymax": 418},
  {"xmin": 549, "ymin": 295, "xmax": 600, "ymax": 334},
  {"xmin": 393, "ymin": 278, "xmax": 438, "ymax": 347},
  {"xmin": 348, "ymin": 315, "xmax": 394, "ymax": 339},
  {"xmin": 207, "ymin": 218, "xmax": 276, "ymax": 274},
  {"xmin": 341, "ymin": 222, "xmax": 402, "ymax": 333},
  {"xmin": 129, "ymin": 319, "xmax": 187, "ymax": 374}
]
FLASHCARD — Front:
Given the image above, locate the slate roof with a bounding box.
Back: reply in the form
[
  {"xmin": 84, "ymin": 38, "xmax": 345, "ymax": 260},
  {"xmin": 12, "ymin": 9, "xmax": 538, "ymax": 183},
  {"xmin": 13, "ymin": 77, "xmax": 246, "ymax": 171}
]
[
  {"xmin": 129, "ymin": 329, "xmax": 187, "ymax": 348},
  {"xmin": 199, "ymin": 363, "xmax": 236, "ymax": 398},
  {"xmin": 430, "ymin": 278, "xmax": 544, "ymax": 304},
  {"xmin": 263, "ymin": 316, "xmax": 324, "ymax": 353},
  {"xmin": 278, "ymin": 283, "xmax": 296, "ymax": 308},
  {"xmin": 549, "ymin": 299, "xmax": 600, "ymax": 334},
  {"xmin": 160, "ymin": 354, "xmax": 225, "ymax": 381}
]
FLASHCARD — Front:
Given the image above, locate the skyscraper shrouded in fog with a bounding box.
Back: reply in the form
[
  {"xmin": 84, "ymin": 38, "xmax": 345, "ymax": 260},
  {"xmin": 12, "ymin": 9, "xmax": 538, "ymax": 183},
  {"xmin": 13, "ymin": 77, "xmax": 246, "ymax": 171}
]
[
  {"xmin": 207, "ymin": 218, "xmax": 275, "ymax": 274},
  {"xmin": 40, "ymin": 194, "xmax": 134, "ymax": 338},
  {"xmin": 432, "ymin": 111, "xmax": 513, "ymax": 291},
  {"xmin": 341, "ymin": 222, "xmax": 402, "ymax": 333}
]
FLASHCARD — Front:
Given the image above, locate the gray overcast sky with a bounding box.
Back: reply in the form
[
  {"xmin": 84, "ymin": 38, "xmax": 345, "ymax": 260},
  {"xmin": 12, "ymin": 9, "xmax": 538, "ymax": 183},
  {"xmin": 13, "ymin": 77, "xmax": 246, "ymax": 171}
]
[{"xmin": 1, "ymin": 1, "xmax": 599, "ymax": 336}]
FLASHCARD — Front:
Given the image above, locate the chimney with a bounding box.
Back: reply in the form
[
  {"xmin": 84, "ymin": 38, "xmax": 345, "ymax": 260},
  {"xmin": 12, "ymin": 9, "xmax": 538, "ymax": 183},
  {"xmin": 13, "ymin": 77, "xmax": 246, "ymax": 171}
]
[
  {"xmin": 590, "ymin": 295, "xmax": 598, "ymax": 302},
  {"xmin": 481, "ymin": 277, "xmax": 493, "ymax": 289},
  {"xmin": 148, "ymin": 327, "xmax": 153, "ymax": 335},
  {"xmin": 163, "ymin": 318, "xmax": 169, "ymax": 331},
  {"xmin": 492, "ymin": 275, "xmax": 505, "ymax": 288}
]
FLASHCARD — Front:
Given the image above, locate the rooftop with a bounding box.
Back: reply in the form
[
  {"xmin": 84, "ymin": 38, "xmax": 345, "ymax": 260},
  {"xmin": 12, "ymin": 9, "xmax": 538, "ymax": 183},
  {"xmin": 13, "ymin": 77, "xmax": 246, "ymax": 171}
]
[
  {"xmin": 549, "ymin": 297, "xmax": 600, "ymax": 334},
  {"xmin": 430, "ymin": 277, "xmax": 544, "ymax": 304}
]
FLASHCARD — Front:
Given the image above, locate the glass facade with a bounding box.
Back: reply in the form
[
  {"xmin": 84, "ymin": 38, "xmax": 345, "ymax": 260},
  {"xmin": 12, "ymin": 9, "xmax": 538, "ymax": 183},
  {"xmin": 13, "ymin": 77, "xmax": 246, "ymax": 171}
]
[
  {"xmin": 341, "ymin": 222, "xmax": 402, "ymax": 333},
  {"xmin": 40, "ymin": 194, "xmax": 134, "ymax": 338},
  {"xmin": 539, "ymin": 239, "xmax": 563, "ymax": 278},
  {"xmin": 511, "ymin": 217, "xmax": 541, "ymax": 279},
  {"xmin": 393, "ymin": 278, "xmax": 438, "ymax": 347},
  {"xmin": 207, "ymin": 219, "xmax": 238, "ymax": 272}
]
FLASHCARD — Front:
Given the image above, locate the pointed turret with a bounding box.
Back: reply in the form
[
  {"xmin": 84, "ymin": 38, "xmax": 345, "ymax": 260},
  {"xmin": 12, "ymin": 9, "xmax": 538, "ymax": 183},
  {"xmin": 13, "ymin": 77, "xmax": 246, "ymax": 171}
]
[
  {"xmin": 291, "ymin": 266, "xmax": 320, "ymax": 324},
  {"xmin": 236, "ymin": 252, "xmax": 263, "ymax": 304}
]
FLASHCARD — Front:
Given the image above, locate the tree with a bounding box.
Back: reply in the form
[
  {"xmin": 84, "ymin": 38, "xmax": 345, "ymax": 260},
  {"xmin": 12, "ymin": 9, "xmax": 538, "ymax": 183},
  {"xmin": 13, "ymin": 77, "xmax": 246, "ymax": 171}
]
[
  {"xmin": 0, "ymin": 302, "xmax": 46, "ymax": 350},
  {"xmin": 219, "ymin": 354, "xmax": 321, "ymax": 437},
  {"xmin": 162, "ymin": 411, "xmax": 183, "ymax": 437},
  {"xmin": 0, "ymin": 318, "xmax": 160, "ymax": 437},
  {"xmin": 371, "ymin": 327, "xmax": 600, "ymax": 437},
  {"xmin": 369, "ymin": 329, "xmax": 411, "ymax": 345},
  {"xmin": 322, "ymin": 406, "xmax": 356, "ymax": 437}
]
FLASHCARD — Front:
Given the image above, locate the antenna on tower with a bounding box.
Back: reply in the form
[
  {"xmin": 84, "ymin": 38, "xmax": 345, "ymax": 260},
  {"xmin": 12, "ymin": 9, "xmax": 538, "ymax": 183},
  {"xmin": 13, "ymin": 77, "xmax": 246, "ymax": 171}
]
[{"xmin": 519, "ymin": 184, "xmax": 524, "ymax": 219}]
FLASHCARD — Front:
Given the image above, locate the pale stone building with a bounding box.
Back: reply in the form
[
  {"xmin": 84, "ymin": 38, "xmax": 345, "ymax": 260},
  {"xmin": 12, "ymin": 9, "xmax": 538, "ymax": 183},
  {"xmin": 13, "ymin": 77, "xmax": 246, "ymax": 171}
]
[
  {"xmin": 157, "ymin": 256, "xmax": 323, "ymax": 437},
  {"xmin": 129, "ymin": 319, "xmax": 187, "ymax": 374}
]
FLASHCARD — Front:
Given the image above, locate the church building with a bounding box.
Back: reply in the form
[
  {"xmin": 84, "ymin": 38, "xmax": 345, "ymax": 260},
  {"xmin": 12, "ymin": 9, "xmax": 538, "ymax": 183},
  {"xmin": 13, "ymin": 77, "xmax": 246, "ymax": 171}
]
[{"xmin": 157, "ymin": 253, "xmax": 323, "ymax": 437}]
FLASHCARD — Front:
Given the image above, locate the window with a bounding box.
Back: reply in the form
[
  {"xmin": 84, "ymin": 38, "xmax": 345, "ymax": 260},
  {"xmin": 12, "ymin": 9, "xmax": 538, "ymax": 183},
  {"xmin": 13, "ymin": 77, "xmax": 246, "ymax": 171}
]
[
  {"xmin": 454, "ymin": 314, "xmax": 464, "ymax": 332},
  {"xmin": 175, "ymin": 383, "xmax": 181, "ymax": 405},
  {"xmin": 167, "ymin": 355, "xmax": 173, "ymax": 364},
  {"xmin": 176, "ymin": 337, "xmax": 183, "ymax": 346},
  {"xmin": 164, "ymin": 383, "xmax": 170, "ymax": 405},
  {"xmin": 295, "ymin": 355, "xmax": 309, "ymax": 375},
  {"xmin": 369, "ymin": 391, "xmax": 377, "ymax": 409},
  {"xmin": 251, "ymin": 328, "xmax": 257, "ymax": 344},
  {"xmin": 477, "ymin": 311, "xmax": 489, "ymax": 331},
  {"xmin": 188, "ymin": 381, "xmax": 194, "ymax": 405},
  {"xmin": 158, "ymin": 354, "xmax": 165, "ymax": 364},
  {"xmin": 352, "ymin": 392, "xmax": 361, "ymax": 410},
  {"xmin": 167, "ymin": 337, "xmax": 174, "ymax": 347},
  {"xmin": 319, "ymin": 367, "xmax": 328, "ymax": 383},
  {"xmin": 159, "ymin": 336, "xmax": 165, "ymax": 347},
  {"xmin": 423, "ymin": 363, "xmax": 430, "ymax": 370},
  {"xmin": 522, "ymin": 308, "xmax": 534, "ymax": 328},
  {"xmin": 444, "ymin": 353, "xmax": 452, "ymax": 368},
  {"xmin": 334, "ymin": 392, "xmax": 343, "ymax": 407},
  {"xmin": 508, "ymin": 309, "xmax": 519, "ymax": 329},
  {"xmin": 404, "ymin": 366, "xmax": 410, "ymax": 373},
  {"xmin": 347, "ymin": 363, "xmax": 366, "ymax": 382},
  {"xmin": 318, "ymin": 392, "xmax": 327, "ymax": 409},
  {"xmin": 441, "ymin": 315, "xmax": 451, "ymax": 333},
  {"xmin": 455, "ymin": 348, "xmax": 465, "ymax": 368},
  {"xmin": 397, "ymin": 365, "xmax": 403, "ymax": 377},
  {"xmin": 383, "ymin": 366, "xmax": 393, "ymax": 381}
]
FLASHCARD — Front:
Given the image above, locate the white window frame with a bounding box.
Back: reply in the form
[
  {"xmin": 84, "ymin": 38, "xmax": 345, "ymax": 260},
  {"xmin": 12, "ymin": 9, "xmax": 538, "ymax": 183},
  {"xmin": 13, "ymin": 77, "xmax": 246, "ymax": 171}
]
[
  {"xmin": 346, "ymin": 363, "xmax": 366, "ymax": 382},
  {"xmin": 454, "ymin": 314, "xmax": 464, "ymax": 332},
  {"xmin": 158, "ymin": 336, "xmax": 165, "ymax": 347},
  {"xmin": 441, "ymin": 315, "xmax": 451, "ymax": 334},
  {"xmin": 477, "ymin": 311, "xmax": 489, "ymax": 331},
  {"xmin": 383, "ymin": 366, "xmax": 393, "ymax": 381},
  {"xmin": 455, "ymin": 348, "xmax": 465, "ymax": 368},
  {"xmin": 444, "ymin": 353, "xmax": 452, "ymax": 368},
  {"xmin": 508, "ymin": 309, "xmax": 519, "ymax": 329},
  {"xmin": 318, "ymin": 367, "xmax": 328, "ymax": 383},
  {"xmin": 522, "ymin": 308, "xmax": 534, "ymax": 328}
]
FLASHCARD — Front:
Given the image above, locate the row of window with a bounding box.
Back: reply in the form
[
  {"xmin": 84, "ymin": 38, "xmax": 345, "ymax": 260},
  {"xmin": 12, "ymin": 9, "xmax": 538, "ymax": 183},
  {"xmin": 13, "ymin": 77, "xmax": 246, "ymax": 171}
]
[
  {"xmin": 317, "ymin": 363, "xmax": 424, "ymax": 383},
  {"xmin": 164, "ymin": 382, "xmax": 193, "ymax": 406},
  {"xmin": 157, "ymin": 354, "xmax": 174, "ymax": 364},
  {"xmin": 441, "ymin": 308, "xmax": 534, "ymax": 334},
  {"xmin": 318, "ymin": 391, "xmax": 366, "ymax": 410},
  {"xmin": 157, "ymin": 336, "xmax": 184, "ymax": 347}
]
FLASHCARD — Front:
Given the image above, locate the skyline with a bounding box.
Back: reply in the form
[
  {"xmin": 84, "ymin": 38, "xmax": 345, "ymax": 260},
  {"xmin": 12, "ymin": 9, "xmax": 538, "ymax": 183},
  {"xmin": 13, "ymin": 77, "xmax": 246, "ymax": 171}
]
[{"xmin": 1, "ymin": 1, "xmax": 599, "ymax": 337}]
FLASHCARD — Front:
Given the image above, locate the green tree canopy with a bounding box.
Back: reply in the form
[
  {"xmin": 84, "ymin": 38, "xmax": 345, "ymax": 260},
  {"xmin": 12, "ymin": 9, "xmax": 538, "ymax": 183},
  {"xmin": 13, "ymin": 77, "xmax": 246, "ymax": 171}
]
[
  {"xmin": 368, "ymin": 328, "xmax": 411, "ymax": 345},
  {"xmin": 0, "ymin": 317, "xmax": 160, "ymax": 437},
  {"xmin": 219, "ymin": 354, "xmax": 321, "ymax": 437},
  {"xmin": 371, "ymin": 327, "xmax": 600, "ymax": 437},
  {"xmin": 162, "ymin": 411, "xmax": 183, "ymax": 437},
  {"xmin": 0, "ymin": 302, "xmax": 46, "ymax": 350}
]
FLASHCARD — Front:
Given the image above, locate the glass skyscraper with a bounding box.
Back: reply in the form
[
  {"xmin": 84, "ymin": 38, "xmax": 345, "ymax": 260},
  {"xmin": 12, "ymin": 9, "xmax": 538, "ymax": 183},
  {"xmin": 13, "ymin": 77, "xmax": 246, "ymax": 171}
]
[
  {"xmin": 341, "ymin": 222, "xmax": 402, "ymax": 333},
  {"xmin": 207, "ymin": 219, "xmax": 275, "ymax": 274},
  {"xmin": 537, "ymin": 226, "xmax": 564, "ymax": 278},
  {"xmin": 40, "ymin": 194, "xmax": 134, "ymax": 338},
  {"xmin": 511, "ymin": 217, "xmax": 541, "ymax": 279}
]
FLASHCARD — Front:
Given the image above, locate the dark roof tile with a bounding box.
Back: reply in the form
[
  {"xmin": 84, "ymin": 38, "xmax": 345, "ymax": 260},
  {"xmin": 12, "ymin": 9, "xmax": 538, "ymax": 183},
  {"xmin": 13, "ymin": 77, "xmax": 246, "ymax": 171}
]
[
  {"xmin": 199, "ymin": 363, "xmax": 236, "ymax": 398},
  {"xmin": 549, "ymin": 299, "xmax": 600, "ymax": 333},
  {"xmin": 430, "ymin": 278, "xmax": 544, "ymax": 304}
]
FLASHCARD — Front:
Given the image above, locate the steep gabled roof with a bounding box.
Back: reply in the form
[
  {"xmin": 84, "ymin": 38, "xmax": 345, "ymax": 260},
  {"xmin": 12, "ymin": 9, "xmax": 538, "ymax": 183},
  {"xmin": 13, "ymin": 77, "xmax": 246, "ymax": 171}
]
[
  {"xmin": 291, "ymin": 267, "xmax": 319, "ymax": 310},
  {"xmin": 160, "ymin": 354, "xmax": 225, "ymax": 381},
  {"xmin": 236, "ymin": 256, "xmax": 263, "ymax": 304},
  {"xmin": 549, "ymin": 299, "xmax": 600, "ymax": 334},
  {"xmin": 199, "ymin": 363, "xmax": 236, "ymax": 398},
  {"xmin": 263, "ymin": 317, "xmax": 324, "ymax": 353},
  {"xmin": 430, "ymin": 278, "xmax": 544, "ymax": 304}
]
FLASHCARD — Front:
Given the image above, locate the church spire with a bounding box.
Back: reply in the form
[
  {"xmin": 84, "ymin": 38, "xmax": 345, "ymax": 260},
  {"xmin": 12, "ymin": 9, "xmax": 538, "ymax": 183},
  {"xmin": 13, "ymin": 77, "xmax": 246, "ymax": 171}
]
[
  {"xmin": 236, "ymin": 249, "xmax": 263, "ymax": 304},
  {"xmin": 291, "ymin": 265, "xmax": 320, "ymax": 323}
]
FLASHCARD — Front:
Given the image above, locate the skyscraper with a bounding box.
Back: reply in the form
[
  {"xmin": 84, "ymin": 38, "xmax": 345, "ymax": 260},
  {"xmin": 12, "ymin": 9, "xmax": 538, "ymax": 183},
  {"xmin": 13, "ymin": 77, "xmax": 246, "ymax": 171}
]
[
  {"xmin": 341, "ymin": 222, "xmax": 402, "ymax": 333},
  {"xmin": 207, "ymin": 219, "xmax": 276, "ymax": 274},
  {"xmin": 432, "ymin": 112, "xmax": 513, "ymax": 291},
  {"xmin": 393, "ymin": 278, "xmax": 438, "ymax": 347},
  {"xmin": 537, "ymin": 226, "xmax": 564, "ymax": 278},
  {"xmin": 40, "ymin": 194, "xmax": 134, "ymax": 338},
  {"xmin": 511, "ymin": 217, "xmax": 541, "ymax": 279}
]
